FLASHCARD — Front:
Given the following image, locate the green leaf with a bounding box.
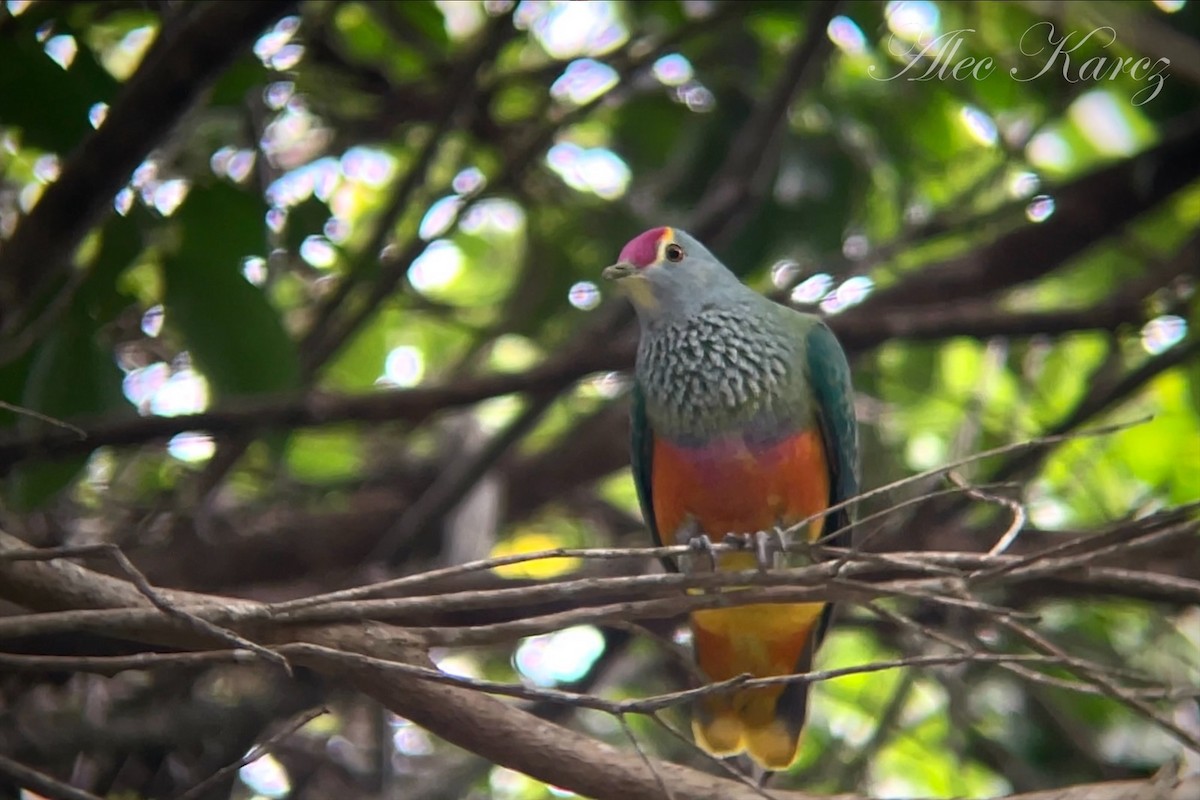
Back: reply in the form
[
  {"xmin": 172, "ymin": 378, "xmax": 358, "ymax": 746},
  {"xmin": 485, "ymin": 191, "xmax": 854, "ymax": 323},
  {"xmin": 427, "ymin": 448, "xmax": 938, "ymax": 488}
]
[
  {"xmin": 286, "ymin": 427, "xmax": 363, "ymax": 481},
  {"xmin": 161, "ymin": 184, "xmax": 301, "ymax": 399},
  {"xmin": 323, "ymin": 309, "xmax": 390, "ymax": 391},
  {"xmin": 396, "ymin": 1, "xmax": 450, "ymax": 53},
  {"xmin": 1189, "ymin": 296, "xmax": 1200, "ymax": 419},
  {"xmin": 209, "ymin": 58, "xmax": 273, "ymax": 108},
  {"xmin": 6, "ymin": 310, "xmax": 129, "ymax": 510},
  {"xmin": 77, "ymin": 213, "xmax": 144, "ymax": 322},
  {"xmin": 333, "ymin": 3, "xmax": 400, "ymax": 72}
]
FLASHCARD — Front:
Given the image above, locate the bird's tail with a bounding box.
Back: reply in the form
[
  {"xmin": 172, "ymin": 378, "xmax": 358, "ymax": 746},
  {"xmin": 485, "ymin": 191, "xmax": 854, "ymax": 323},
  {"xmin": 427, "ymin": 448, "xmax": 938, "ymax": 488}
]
[{"xmin": 689, "ymin": 602, "xmax": 828, "ymax": 770}]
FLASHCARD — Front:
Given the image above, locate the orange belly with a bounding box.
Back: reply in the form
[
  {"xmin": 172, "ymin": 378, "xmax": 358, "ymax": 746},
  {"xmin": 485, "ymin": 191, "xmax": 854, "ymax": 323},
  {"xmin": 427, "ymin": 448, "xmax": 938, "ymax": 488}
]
[{"xmin": 651, "ymin": 428, "xmax": 830, "ymax": 546}]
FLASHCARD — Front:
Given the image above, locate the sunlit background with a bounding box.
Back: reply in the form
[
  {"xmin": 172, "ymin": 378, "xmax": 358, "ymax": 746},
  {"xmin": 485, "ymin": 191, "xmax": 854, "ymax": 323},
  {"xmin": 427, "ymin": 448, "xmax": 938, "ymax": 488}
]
[{"xmin": 3, "ymin": 0, "xmax": 1198, "ymax": 798}]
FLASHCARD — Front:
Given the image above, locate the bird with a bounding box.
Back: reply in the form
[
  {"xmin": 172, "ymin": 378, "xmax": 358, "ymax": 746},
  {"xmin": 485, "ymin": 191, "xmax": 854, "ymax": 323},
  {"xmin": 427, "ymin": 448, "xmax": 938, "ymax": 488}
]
[{"xmin": 602, "ymin": 226, "xmax": 859, "ymax": 771}]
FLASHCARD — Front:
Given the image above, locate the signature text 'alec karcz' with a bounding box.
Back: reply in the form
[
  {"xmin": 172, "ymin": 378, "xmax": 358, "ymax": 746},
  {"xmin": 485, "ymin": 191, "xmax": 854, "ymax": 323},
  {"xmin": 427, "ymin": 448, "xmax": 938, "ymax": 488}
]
[{"xmin": 870, "ymin": 22, "xmax": 1169, "ymax": 106}]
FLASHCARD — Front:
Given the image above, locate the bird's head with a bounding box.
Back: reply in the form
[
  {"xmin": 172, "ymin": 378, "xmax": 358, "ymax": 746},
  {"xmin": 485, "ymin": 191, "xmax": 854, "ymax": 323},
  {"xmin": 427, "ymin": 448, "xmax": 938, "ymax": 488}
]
[{"xmin": 601, "ymin": 227, "xmax": 740, "ymax": 319}]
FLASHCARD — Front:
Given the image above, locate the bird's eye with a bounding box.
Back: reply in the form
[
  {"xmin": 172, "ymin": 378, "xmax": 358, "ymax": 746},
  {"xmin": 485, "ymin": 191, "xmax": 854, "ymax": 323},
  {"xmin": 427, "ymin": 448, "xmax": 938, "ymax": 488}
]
[{"xmin": 664, "ymin": 243, "xmax": 685, "ymax": 263}]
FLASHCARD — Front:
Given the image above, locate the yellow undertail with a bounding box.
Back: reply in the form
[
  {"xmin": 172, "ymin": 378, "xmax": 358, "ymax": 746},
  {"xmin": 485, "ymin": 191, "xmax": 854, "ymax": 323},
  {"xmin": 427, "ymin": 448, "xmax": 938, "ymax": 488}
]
[
  {"xmin": 693, "ymin": 687, "xmax": 801, "ymax": 770},
  {"xmin": 689, "ymin": 600, "xmax": 826, "ymax": 770}
]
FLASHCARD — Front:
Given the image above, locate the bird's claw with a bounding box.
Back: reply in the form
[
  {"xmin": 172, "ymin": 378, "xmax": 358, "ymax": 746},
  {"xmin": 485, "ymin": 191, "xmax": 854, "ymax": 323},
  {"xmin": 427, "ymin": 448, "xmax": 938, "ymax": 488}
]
[
  {"xmin": 723, "ymin": 529, "xmax": 788, "ymax": 571},
  {"xmin": 687, "ymin": 534, "xmax": 719, "ymax": 572}
]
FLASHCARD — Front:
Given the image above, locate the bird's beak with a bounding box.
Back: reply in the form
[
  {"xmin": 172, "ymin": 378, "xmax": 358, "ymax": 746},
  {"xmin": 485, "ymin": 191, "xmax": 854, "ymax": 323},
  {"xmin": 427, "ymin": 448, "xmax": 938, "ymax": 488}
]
[
  {"xmin": 602, "ymin": 261, "xmax": 657, "ymax": 310},
  {"xmin": 602, "ymin": 261, "xmax": 637, "ymax": 281}
]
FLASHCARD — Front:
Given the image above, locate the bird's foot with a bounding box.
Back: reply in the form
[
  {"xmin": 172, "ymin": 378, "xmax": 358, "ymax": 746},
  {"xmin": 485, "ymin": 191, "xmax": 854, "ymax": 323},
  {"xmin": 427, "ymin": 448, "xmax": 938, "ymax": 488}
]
[
  {"xmin": 686, "ymin": 534, "xmax": 719, "ymax": 572},
  {"xmin": 722, "ymin": 529, "xmax": 788, "ymax": 571}
]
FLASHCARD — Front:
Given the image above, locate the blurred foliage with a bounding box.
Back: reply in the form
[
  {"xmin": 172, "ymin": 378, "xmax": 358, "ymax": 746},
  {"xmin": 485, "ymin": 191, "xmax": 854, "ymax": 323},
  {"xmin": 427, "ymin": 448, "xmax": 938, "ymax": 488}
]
[{"xmin": 1, "ymin": 1, "xmax": 1198, "ymax": 799}]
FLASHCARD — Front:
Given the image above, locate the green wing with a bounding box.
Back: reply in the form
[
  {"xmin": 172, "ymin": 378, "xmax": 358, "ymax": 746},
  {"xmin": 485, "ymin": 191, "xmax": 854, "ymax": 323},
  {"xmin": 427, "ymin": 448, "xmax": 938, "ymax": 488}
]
[
  {"xmin": 804, "ymin": 319, "xmax": 860, "ymax": 549},
  {"xmin": 631, "ymin": 381, "xmax": 677, "ymax": 570},
  {"xmin": 758, "ymin": 319, "xmax": 862, "ymax": 740}
]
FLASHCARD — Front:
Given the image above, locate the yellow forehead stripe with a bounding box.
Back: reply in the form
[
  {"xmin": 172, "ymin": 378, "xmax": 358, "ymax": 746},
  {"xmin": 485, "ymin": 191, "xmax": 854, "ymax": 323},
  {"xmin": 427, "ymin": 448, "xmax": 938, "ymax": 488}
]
[{"xmin": 656, "ymin": 227, "xmax": 675, "ymax": 260}]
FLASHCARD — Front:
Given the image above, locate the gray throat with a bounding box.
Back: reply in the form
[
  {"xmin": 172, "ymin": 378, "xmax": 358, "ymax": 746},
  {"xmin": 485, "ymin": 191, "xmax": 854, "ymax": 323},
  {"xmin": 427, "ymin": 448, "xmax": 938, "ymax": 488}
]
[{"xmin": 636, "ymin": 304, "xmax": 796, "ymax": 441}]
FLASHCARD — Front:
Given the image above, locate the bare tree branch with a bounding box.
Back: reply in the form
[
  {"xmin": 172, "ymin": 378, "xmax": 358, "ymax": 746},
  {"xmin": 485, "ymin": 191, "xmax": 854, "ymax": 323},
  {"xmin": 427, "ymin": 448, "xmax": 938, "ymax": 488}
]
[
  {"xmin": 1, "ymin": 543, "xmax": 289, "ymax": 671},
  {"xmin": 1, "ymin": 517, "xmax": 1195, "ymax": 800}
]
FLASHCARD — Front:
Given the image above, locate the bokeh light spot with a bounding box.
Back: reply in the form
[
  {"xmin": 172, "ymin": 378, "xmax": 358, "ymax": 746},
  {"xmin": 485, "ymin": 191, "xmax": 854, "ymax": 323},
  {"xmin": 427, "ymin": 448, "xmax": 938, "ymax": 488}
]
[
  {"xmin": 1141, "ymin": 315, "xmax": 1187, "ymax": 355},
  {"xmin": 150, "ymin": 368, "xmax": 209, "ymax": 417},
  {"xmin": 391, "ymin": 717, "xmax": 435, "ymax": 756},
  {"xmin": 242, "ymin": 256, "xmax": 267, "ymax": 286},
  {"xmin": 960, "ymin": 105, "xmax": 998, "ymax": 147},
  {"xmin": 239, "ymin": 753, "xmax": 291, "ymax": 799},
  {"xmin": 266, "ymin": 207, "xmax": 287, "ymax": 233},
  {"xmin": 771, "ymin": 260, "xmax": 801, "ymax": 289},
  {"xmin": 409, "ymin": 240, "xmax": 463, "ymax": 293},
  {"xmin": 1008, "ymin": 170, "xmax": 1040, "ymax": 199},
  {"xmin": 567, "ymin": 281, "xmax": 600, "ymax": 310},
  {"xmin": 452, "ymin": 166, "xmax": 486, "ymax": 195},
  {"xmin": 340, "ymin": 147, "xmax": 395, "ymax": 188},
  {"xmin": 167, "ymin": 432, "xmax": 215, "ymax": 463},
  {"xmin": 677, "ymin": 83, "xmax": 715, "ymax": 112},
  {"xmin": 827, "ymin": 16, "xmax": 866, "ymax": 55},
  {"xmin": 515, "ymin": 625, "xmax": 606, "ymax": 686},
  {"xmin": 254, "ymin": 15, "xmax": 301, "ymax": 67},
  {"xmin": 299, "ymin": 235, "xmax": 337, "ymax": 269},
  {"xmin": 791, "ymin": 273, "xmax": 833, "ymax": 305},
  {"xmin": 152, "ymin": 178, "xmax": 190, "ymax": 217},
  {"xmin": 653, "ymin": 53, "xmax": 694, "ymax": 87},
  {"xmin": 520, "ymin": 0, "xmax": 628, "ymax": 60},
  {"xmin": 835, "ymin": 275, "xmax": 874, "ymax": 308},
  {"xmin": 1026, "ymin": 130, "xmax": 1073, "ymax": 171},
  {"xmin": 88, "ymin": 102, "xmax": 109, "ymax": 129},
  {"xmin": 44, "ymin": 34, "xmax": 77, "ymax": 68},
  {"xmin": 122, "ymin": 362, "xmax": 169, "ymax": 414},
  {"xmin": 545, "ymin": 143, "xmax": 630, "ymax": 200},
  {"xmin": 264, "ymin": 80, "xmax": 295, "ymax": 110},
  {"xmin": 33, "ymin": 154, "xmax": 60, "ymax": 184},
  {"xmin": 460, "ymin": 198, "xmax": 525, "ymax": 235},
  {"xmin": 114, "ymin": 187, "xmax": 135, "ymax": 216},
  {"xmin": 437, "ymin": 0, "xmax": 485, "ymax": 39},
  {"xmin": 419, "ymin": 196, "xmax": 464, "ymax": 240},
  {"xmin": 383, "ymin": 346, "xmax": 424, "ymax": 387},
  {"xmin": 1069, "ymin": 90, "xmax": 1138, "ymax": 157},
  {"xmin": 141, "ymin": 305, "xmax": 164, "ymax": 337},
  {"xmin": 885, "ymin": 1, "xmax": 940, "ymax": 42},
  {"xmin": 842, "ymin": 233, "xmax": 869, "ymax": 260},
  {"xmin": 1025, "ymin": 194, "xmax": 1055, "ymax": 222},
  {"xmin": 550, "ymin": 58, "xmax": 618, "ymax": 105}
]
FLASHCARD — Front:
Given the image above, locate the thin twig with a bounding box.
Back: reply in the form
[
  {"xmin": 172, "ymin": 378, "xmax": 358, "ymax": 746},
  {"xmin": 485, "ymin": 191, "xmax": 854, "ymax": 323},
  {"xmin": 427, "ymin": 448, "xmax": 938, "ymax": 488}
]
[
  {"xmin": 3, "ymin": 526, "xmax": 1197, "ymax": 643},
  {"xmin": 945, "ymin": 472, "xmax": 1028, "ymax": 555},
  {"xmin": 984, "ymin": 604, "xmax": 1200, "ymax": 754},
  {"xmin": 0, "ymin": 649, "xmax": 261, "ymax": 674},
  {"xmin": 0, "ymin": 753, "xmax": 105, "ymax": 800},
  {"xmin": 0, "ymin": 400, "xmax": 87, "ymax": 437},
  {"xmin": 810, "ymin": 417, "xmax": 1152, "ymax": 554},
  {"xmin": 987, "ymin": 338, "xmax": 1200, "ymax": 489},
  {"xmin": 173, "ymin": 706, "xmax": 328, "ymax": 800},
  {"xmin": 618, "ymin": 713, "xmax": 677, "ymax": 800},
  {"xmin": 290, "ymin": 642, "xmax": 1187, "ymax": 716},
  {"xmin": 281, "ymin": 418, "xmax": 1152, "ymax": 613}
]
